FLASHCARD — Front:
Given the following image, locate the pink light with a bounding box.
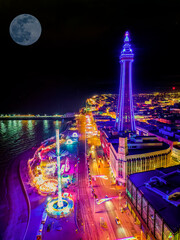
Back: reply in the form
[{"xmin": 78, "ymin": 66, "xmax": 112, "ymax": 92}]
[{"xmin": 117, "ymin": 237, "xmax": 136, "ymax": 240}]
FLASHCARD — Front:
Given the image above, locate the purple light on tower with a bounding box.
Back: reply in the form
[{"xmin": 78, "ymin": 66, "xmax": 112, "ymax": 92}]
[{"xmin": 115, "ymin": 31, "xmax": 136, "ymax": 133}]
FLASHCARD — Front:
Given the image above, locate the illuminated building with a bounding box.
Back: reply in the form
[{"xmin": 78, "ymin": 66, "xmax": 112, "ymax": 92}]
[
  {"xmin": 115, "ymin": 31, "xmax": 136, "ymax": 133},
  {"xmin": 126, "ymin": 165, "xmax": 180, "ymax": 240},
  {"xmin": 136, "ymin": 121, "xmax": 179, "ymax": 149},
  {"xmin": 98, "ymin": 32, "xmax": 172, "ymax": 185},
  {"xmin": 172, "ymin": 145, "xmax": 180, "ymax": 163},
  {"xmin": 105, "ymin": 131, "xmax": 171, "ymax": 185}
]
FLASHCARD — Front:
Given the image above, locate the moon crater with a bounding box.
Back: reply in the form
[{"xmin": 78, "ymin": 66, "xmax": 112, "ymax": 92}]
[{"xmin": 9, "ymin": 14, "xmax": 42, "ymax": 46}]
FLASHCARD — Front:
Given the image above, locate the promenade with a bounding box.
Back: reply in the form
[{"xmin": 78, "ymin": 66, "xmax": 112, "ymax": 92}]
[{"xmin": 3, "ymin": 149, "xmax": 34, "ymax": 240}]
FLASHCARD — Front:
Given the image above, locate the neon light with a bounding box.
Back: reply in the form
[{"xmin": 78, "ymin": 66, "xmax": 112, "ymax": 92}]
[
  {"xmin": 121, "ymin": 62, "xmax": 125, "ymax": 131},
  {"xmin": 124, "ymin": 31, "xmax": 130, "ymax": 42},
  {"xmin": 115, "ymin": 31, "xmax": 136, "ymax": 132},
  {"xmin": 46, "ymin": 196, "xmax": 74, "ymax": 217},
  {"xmin": 117, "ymin": 237, "xmax": 136, "ymax": 240},
  {"xmin": 56, "ymin": 129, "xmax": 63, "ymax": 208},
  {"xmin": 129, "ymin": 61, "xmax": 136, "ymax": 131},
  {"xmin": 65, "ymin": 157, "xmax": 70, "ymax": 172},
  {"xmin": 66, "ymin": 139, "xmax": 73, "ymax": 144},
  {"xmin": 97, "ymin": 197, "xmax": 113, "ymax": 205},
  {"xmin": 93, "ymin": 175, "xmax": 108, "ymax": 180},
  {"xmin": 72, "ymin": 132, "xmax": 78, "ymax": 138}
]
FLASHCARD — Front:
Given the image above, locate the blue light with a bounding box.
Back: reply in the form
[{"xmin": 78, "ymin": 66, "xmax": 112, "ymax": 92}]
[
  {"xmin": 115, "ymin": 31, "xmax": 136, "ymax": 132},
  {"xmin": 124, "ymin": 31, "xmax": 130, "ymax": 42},
  {"xmin": 72, "ymin": 132, "xmax": 78, "ymax": 138},
  {"xmin": 66, "ymin": 139, "xmax": 73, "ymax": 145}
]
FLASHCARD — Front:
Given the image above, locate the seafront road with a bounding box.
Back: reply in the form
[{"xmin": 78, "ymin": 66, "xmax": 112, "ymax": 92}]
[{"xmin": 3, "ymin": 149, "xmax": 34, "ymax": 240}]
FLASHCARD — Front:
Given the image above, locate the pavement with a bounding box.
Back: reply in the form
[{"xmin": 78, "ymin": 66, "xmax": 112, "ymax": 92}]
[{"xmin": 3, "ymin": 149, "xmax": 34, "ymax": 240}]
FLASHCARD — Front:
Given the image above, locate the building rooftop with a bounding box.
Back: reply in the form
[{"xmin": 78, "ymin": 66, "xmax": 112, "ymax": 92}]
[
  {"xmin": 129, "ymin": 165, "xmax": 180, "ymax": 233},
  {"xmin": 102, "ymin": 128, "xmax": 171, "ymax": 156},
  {"xmin": 111, "ymin": 141, "xmax": 170, "ymax": 156},
  {"xmin": 173, "ymin": 144, "xmax": 180, "ymax": 150}
]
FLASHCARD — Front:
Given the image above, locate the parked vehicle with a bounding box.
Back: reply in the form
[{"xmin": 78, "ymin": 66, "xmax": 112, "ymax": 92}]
[
  {"xmin": 115, "ymin": 217, "xmax": 121, "ymax": 225},
  {"xmin": 41, "ymin": 211, "xmax": 48, "ymax": 224},
  {"xmin": 36, "ymin": 231, "xmax": 42, "ymax": 240}
]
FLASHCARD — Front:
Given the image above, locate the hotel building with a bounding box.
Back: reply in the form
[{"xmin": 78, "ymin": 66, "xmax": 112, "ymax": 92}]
[{"xmin": 126, "ymin": 165, "xmax": 180, "ymax": 240}]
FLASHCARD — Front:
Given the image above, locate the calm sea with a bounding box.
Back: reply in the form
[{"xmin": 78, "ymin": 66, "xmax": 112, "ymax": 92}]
[{"xmin": 0, "ymin": 119, "xmax": 66, "ymax": 206}]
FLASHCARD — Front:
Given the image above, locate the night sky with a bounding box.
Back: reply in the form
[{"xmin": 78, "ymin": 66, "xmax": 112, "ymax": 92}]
[{"xmin": 0, "ymin": 0, "xmax": 180, "ymax": 114}]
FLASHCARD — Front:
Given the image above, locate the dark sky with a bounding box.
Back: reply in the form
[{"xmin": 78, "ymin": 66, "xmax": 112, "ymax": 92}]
[{"xmin": 0, "ymin": 0, "xmax": 180, "ymax": 114}]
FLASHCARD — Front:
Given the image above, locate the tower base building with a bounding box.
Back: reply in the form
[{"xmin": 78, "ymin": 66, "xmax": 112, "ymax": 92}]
[
  {"xmin": 97, "ymin": 32, "xmax": 172, "ymax": 185},
  {"xmin": 100, "ymin": 128, "xmax": 171, "ymax": 185}
]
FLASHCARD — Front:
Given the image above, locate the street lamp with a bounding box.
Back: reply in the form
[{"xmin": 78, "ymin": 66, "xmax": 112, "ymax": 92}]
[
  {"xmin": 94, "ymin": 196, "xmax": 96, "ymax": 213},
  {"xmin": 119, "ymin": 191, "xmax": 122, "ymax": 210},
  {"xmin": 85, "ymin": 116, "xmax": 90, "ymax": 187},
  {"xmin": 94, "ymin": 194, "xmax": 97, "ymax": 213}
]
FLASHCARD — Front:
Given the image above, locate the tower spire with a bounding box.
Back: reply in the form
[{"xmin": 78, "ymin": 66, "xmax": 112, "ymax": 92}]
[
  {"xmin": 115, "ymin": 31, "xmax": 136, "ymax": 133},
  {"xmin": 124, "ymin": 31, "xmax": 130, "ymax": 43}
]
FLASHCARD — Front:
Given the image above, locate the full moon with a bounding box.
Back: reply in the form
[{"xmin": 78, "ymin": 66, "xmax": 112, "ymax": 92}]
[{"xmin": 9, "ymin": 14, "xmax": 42, "ymax": 46}]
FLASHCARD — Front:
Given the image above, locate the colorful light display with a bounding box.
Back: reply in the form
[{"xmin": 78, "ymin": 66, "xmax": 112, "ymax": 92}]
[
  {"xmin": 66, "ymin": 139, "xmax": 73, "ymax": 145},
  {"xmin": 56, "ymin": 129, "xmax": 63, "ymax": 208},
  {"xmin": 117, "ymin": 237, "xmax": 136, "ymax": 240},
  {"xmin": 115, "ymin": 31, "xmax": 136, "ymax": 132},
  {"xmin": 46, "ymin": 194, "xmax": 74, "ymax": 218},
  {"xmin": 45, "ymin": 129, "xmax": 74, "ymax": 218},
  {"xmin": 38, "ymin": 180, "xmax": 58, "ymax": 195},
  {"xmin": 72, "ymin": 132, "xmax": 78, "ymax": 138},
  {"xmin": 92, "ymin": 175, "xmax": 108, "ymax": 180},
  {"xmin": 96, "ymin": 197, "xmax": 113, "ymax": 205},
  {"xmin": 65, "ymin": 157, "xmax": 70, "ymax": 172}
]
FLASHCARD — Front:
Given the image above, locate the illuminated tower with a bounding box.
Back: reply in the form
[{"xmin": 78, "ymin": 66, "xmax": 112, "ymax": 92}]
[
  {"xmin": 56, "ymin": 129, "xmax": 63, "ymax": 208},
  {"xmin": 115, "ymin": 31, "xmax": 136, "ymax": 133}
]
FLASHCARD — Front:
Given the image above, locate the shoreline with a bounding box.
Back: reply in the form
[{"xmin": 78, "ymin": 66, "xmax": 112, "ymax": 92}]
[
  {"xmin": 3, "ymin": 147, "xmax": 36, "ymax": 240},
  {"xmin": 1, "ymin": 120, "xmax": 73, "ymax": 240}
]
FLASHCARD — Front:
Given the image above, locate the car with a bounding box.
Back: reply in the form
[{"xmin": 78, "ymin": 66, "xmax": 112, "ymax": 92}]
[
  {"xmin": 39, "ymin": 224, "xmax": 44, "ymax": 232},
  {"xmin": 56, "ymin": 226, "xmax": 62, "ymax": 231},
  {"xmin": 41, "ymin": 211, "xmax": 48, "ymax": 224},
  {"xmin": 47, "ymin": 223, "xmax": 51, "ymax": 232},
  {"xmin": 115, "ymin": 217, "xmax": 121, "ymax": 225},
  {"xmin": 36, "ymin": 231, "xmax": 42, "ymax": 240}
]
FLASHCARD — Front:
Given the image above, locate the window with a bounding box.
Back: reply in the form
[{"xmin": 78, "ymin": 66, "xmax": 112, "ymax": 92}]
[
  {"xmin": 137, "ymin": 159, "xmax": 141, "ymax": 172},
  {"xmin": 132, "ymin": 159, "xmax": 136, "ymax": 173},
  {"xmin": 132, "ymin": 184, "xmax": 136, "ymax": 207},
  {"xmin": 148, "ymin": 205, "xmax": 155, "ymax": 234},
  {"xmin": 146, "ymin": 158, "xmax": 150, "ymax": 171},
  {"xmin": 126, "ymin": 179, "xmax": 132, "ymax": 199},
  {"xmin": 142, "ymin": 197, "xmax": 147, "ymax": 223},
  {"xmin": 127, "ymin": 160, "xmax": 131, "ymax": 175},
  {"xmin": 142, "ymin": 158, "xmax": 145, "ymax": 171},
  {"xmin": 163, "ymin": 224, "xmax": 173, "ymax": 240},
  {"xmin": 155, "ymin": 214, "xmax": 162, "ymax": 240},
  {"xmin": 118, "ymin": 161, "xmax": 123, "ymax": 178},
  {"xmin": 137, "ymin": 190, "xmax": 142, "ymax": 214}
]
